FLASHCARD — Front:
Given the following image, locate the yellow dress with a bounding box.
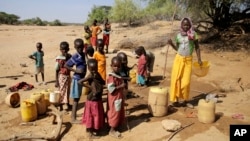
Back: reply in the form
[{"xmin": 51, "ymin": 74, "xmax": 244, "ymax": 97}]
[
  {"xmin": 93, "ymin": 52, "xmax": 106, "ymax": 82},
  {"xmin": 170, "ymin": 54, "xmax": 192, "ymax": 102}
]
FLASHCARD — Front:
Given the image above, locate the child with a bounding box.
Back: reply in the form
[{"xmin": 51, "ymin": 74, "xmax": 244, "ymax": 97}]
[
  {"xmin": 90, "ymin": 19, "xmax": 102, "ymax": 51},
  {"xmin": 168, "ymin": 17, "xmax": 202, "ymax": 108},
  {"xmin": 134, "ymin": 46, "xmax": 155, "ymax": 85},
  {"xmin": 65, "ymin": 38, "xmax": 87, "ymax": 123},
  {"xmin": 93, "ymin": 39, "xmax": 106, "ymax": 83},
  {"xmin": 82, "ymin": 25, "xmax": 92, "ymax": 53},
  {"xmin": 103, "ymin": 18, "xmax": 111, "ymax": 53},
  {"xmin": 78, "ymin": 59, "xmax": 105, "ymax": 138},
  {"xmin": 134, "ymin": 46, "xmax": 147, "ymax": 87},
  {"xmin": 107, "ymin": 56, "xmax": 126, "ymax": 139},
  {"xmin": 117, "ymin": 52, "xmax": 136, "ymax": 97},
  {"xmin": 55, "ymin": 41, "xmax": 72, "ymax": 112},
  {"xmin": 29, "ymin": 42, "xmax": 46, "ymax": 85},
  {"xmin": 145, "ymin": 49, "xmax": 155, "ymax": 84},
  {"xmin": 85, "ymin": 46, "xmax": 95, "ymax": 60}
]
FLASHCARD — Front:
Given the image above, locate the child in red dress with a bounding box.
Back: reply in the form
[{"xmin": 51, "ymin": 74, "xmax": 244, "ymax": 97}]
[
  {"xmin": 78, "ymin": 59, "xmax": 105, "ymax": 138},
  {"xmin": 106, "ymin": 56, "xmax": 126, "ymax": 139}
]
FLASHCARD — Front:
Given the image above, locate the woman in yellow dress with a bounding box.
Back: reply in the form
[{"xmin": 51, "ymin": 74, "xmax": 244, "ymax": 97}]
[{"xmin": 168, "ymin": 18, "xmax": 202, "ymax": 108}]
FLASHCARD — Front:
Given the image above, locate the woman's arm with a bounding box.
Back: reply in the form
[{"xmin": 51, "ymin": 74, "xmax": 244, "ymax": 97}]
[
  {"xmin": 194, "ymin": 40, "xmax": 202, "ymax": 65},
  {"xmin": 168, "ymin": 39, "xmax": 178, "ymax": 51}
]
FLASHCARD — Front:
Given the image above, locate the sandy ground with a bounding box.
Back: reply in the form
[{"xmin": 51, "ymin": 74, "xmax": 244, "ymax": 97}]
[{"xmin": 0, "ymin": 21, "xmax": 250, "ymax": 141}]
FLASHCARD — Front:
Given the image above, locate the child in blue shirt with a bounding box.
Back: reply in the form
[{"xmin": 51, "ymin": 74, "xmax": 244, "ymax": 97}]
[
  {"xmin": 29, "ymin": 42, "xmax": 46, "ymax": 85},
  {"xmin": 65, "ymin": 38, "xmax": 87, "ymax": 124}
]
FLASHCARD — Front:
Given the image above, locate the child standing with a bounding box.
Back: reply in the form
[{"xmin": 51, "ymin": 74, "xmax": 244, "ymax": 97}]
[
  {"xmin": 78, "ymin": 59, "xmax": 105, "ymax": 138},
  {"xmin": 82, "ymin": 25, "xmax": 92, "ymax": 53},
  {"xmin": 65, "ymin": 38, "xmax": 87, "ymax": 123},
  {"xmin": 107, "ymin": 56, "xmax": 126, "ymax": 139},
  {"xmin": 85, "ymin": 46, "xmax": 95, "ymax": 60},
  {"xmin": 29, "ymin": 42, "xmax": 46, "ymax": 85},
  {"xmin": 55, "ymin": 41, "xmax": 72, "ymax": 112},
  {"xmin": 135, "ymin": 46, "xmax": 147, "ymax": 87},
  {"xmin": 103, "ymin": 18, "xmax": 111, "ymax": 53},
  {"xmin": 168, "ymin": 17, "xmax": 202, "ymax": 108},
  {"xmin": 117, "ymin": 52, "xmax": 136, "ymax": 97},
  {"xmin": 145, "ymin": 50, "xmax": 155, "ymax": 84},
  {"xmin": 93, "ymin": 39, "xmax": 106, "ymax": 83},
  {"xmin": 90, "ymin": 19, "xmax": 102, "ymax": 51}
]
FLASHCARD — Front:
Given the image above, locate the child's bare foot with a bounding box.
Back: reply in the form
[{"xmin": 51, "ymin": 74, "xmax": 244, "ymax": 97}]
[
  {"xmin": 109, "ymin": 130, "xmax": 122, "ymax": 139},
  {"xmin": 87, "ymin": 132, "xmax": 100, "ymax": 139}
]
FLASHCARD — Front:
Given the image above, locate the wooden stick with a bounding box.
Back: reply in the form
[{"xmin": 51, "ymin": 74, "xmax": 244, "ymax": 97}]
[
  {"xmin": 167, "ymin": 122, "xmax": 194, "ymax": 141},
  {"xmin": 5, "ymin": 105, "xmax": 62, "ymax": 141},
  {"xmin": 162, "ymin": 0, "xmax": 178, "ymax": 79}
]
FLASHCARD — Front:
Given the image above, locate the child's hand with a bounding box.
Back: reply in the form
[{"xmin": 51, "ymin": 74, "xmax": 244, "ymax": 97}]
[
  {"xmin": 167, "ymin": 39, "xmax": 173, "ymax": 45},
  {"xmin": 55, "ymin": 82, "xmax": 59, "ymax": 88},
  {"xmin": 75, "ymin": 68, "xmax": 84, "ymax": 73},
  {"xmin": 198, "ymin": 60, "xmax": 203, "ymax": 66},
  {"xmin": 120, "ymin": 83, "xmax": 126, "ymax": 88},
  {"xmin": 133, "ymin": 64, "xmax": 137, "ymax": 68}
]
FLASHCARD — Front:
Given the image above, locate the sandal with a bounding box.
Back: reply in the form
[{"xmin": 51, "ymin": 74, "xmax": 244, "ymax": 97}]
[
  {"xmin": 186, "ymin": 112, "xmax": 197, "ymax": 118},
  {"xmin": 232, "ymin": 113, "xmax": 244, "ymax": 119},
  {"xmin": 172, "ymin": 102, "xmax": 182, "ymax": 107},
  {"xmin": 183, "ymin": 101, "xmax": 194, "ymax": 109},
  {"xmin": 109, "ymin": 131, "xmax": 122, "ymax": 139}
]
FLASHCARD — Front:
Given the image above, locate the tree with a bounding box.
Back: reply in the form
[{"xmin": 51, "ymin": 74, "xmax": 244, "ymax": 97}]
[
  {"xmin": 0, "ymin": 12, "xmax": 20, "ymax": 25},
  {"xmin": 144, "ymin": 0, "xmax": 178, "ymax": 21},
  {"xmin": 86, "ymin": 5, "xmax": 112, "ymax": 24},
  {"xmin": 181, "ymin": 0, "xmax": 250, "ymax": 31},
  {"xmin": 110, "ymin": 0, "xmax": 141, "ymax": 25},
  {"xmin": 50, "ymin": 19, "xmax": 63, "ymax": 26}
]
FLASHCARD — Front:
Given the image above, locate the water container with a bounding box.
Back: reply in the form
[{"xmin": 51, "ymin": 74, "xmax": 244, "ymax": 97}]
[
  {"xmin": 30, "ymin": 93, "xmax": 47, "ymax": 115},
  {"xmin": 129, "ymin": 70, "xmax": 137, "ymax": 84},
  {"xmin": 49, "ymin": 91, "xmax": 60, "ymax": 104},
  {"xmin": 21, "ymin": 99, "xmax": 37, "ymax": 122},
  {"xmin": 5, "ymin": 92, "xmax": 20, "ymax": 108},
  {"xmin": 148, "ymin": 87, "xmax": 168, "ymax": 117},
  {"xmin": 82, "ymin": 82, "xmax": 90, "ymax": 95},
  {"xmin": 41, "ymin": 89, "xmax": 51, "ymax": 107},
  {"xmin": 198, "ymin": 99, "xmax": 216, "ymax": 123}
]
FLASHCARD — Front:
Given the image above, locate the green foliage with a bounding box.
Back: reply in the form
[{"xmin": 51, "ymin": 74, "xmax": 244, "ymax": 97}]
[
  {"xmin": 86, "ymin": 5, "xmax": 112, "ymax": 25},
  {"xmin": 179, "ymin": 0, "xmax": 250, "ymax": 30},
  {"xmin": 0, "ymin": 12, "xmax": 20, "ymax": 25},
  {"xmin": 50, "ymin": 19, "xmax": 63, "ymax": 26},
  {"xmin": 144, "ymin": 0, "xmax": 178, "ymax": 21},
  {"xmin": 0, "ymin": 11, "xmax": 64, "ymax": 26},
  {"xmin": 110, "ymin": 0, "xmax": 141, "ymax": 24},
  {"xmin": 22, "ymin": 17, "xmax": 46, "ymax": 26}
]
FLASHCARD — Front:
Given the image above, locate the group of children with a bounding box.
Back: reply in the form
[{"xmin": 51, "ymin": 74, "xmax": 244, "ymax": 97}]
[
  {"xmin": 28, "ymin": 17, "xmax": 202, "ymax": 139},
  {"xmin": 83, "ymin": 18, "xmax": 111, "ymax": 53}
]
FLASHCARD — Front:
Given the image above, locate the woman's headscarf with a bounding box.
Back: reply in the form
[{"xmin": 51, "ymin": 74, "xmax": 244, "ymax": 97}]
[{"xmin": 180, "ymin": 17, "xmax": 195, "ymax": 40}]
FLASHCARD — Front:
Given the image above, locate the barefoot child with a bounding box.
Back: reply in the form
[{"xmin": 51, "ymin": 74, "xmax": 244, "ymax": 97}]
[
  {"xmin": 65, "ymin": 38, "xmax": 87, "ymax": 123},
  {"xmin": 86, "ymin": 46, "xmax": 95, "ymax": 60},
  {"xmin": 103, "ymin": 18, "xmax": 111, "ymax": 53},
  {"xmin": 107, "ymin": 56, "xmax": 126, "ymax": 139},
  {"xmin": 93, "ymin": 39, "xmax": 106, "ymax": 83},
  {"xmin": 134, "ymin": 46, "xmax": 155, "ymax": 85},
  {"xmin": 83, "ymin": 25, "xmax": 92, "ymax": 53},
  {"xmin": 168, "ymin": 17, "xmax": 202, "ymax": 108},
  {"xmin": 90, "ymin": 19, "xmax": 102, "ymax": 51},
  {"xmin": 117, "ymin": 52, "xmax": 136, "ymax": 97},
  {"xmin": 134, "ymin": 46, "xmax": 147, "ymax": 87},
  {"xmin": 78, "ymin": 59, "xmax": 105, "ymax": 137},
  {"xmin": 55, "ymin": 41, "xmax": 72, "ymax": 112},
  {"xmin": 29, "ymin": 42, "xmax": 46, "ymax": 85}
]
